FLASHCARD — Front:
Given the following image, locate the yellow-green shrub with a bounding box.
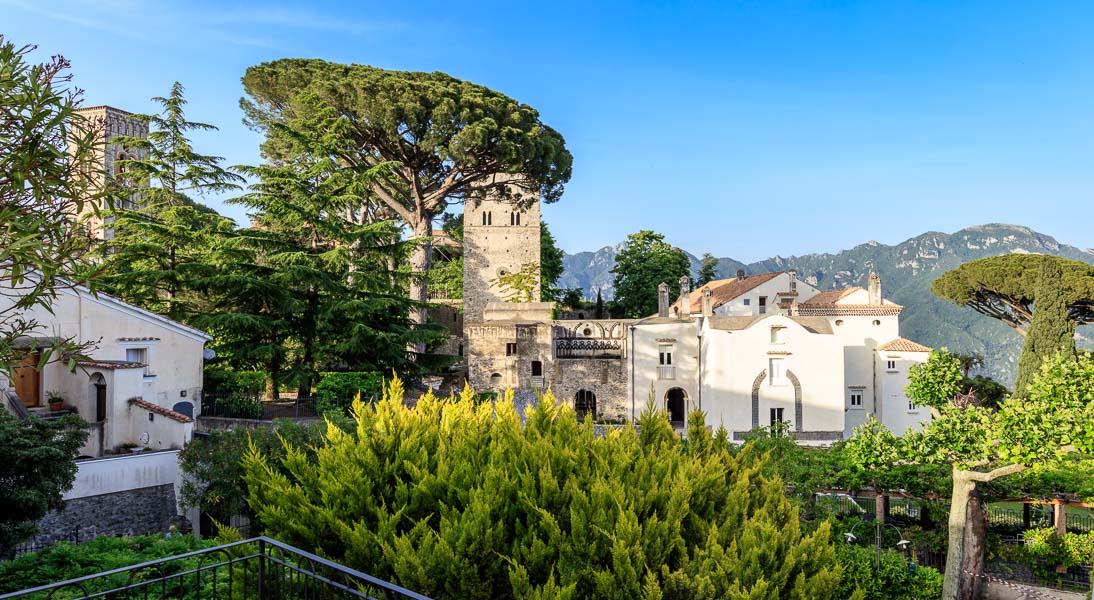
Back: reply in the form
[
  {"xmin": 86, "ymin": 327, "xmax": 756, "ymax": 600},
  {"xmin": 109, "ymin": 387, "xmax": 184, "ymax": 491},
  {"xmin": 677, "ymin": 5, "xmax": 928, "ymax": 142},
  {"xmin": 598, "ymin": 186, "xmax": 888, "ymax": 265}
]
[{"xmin": 242, "ymin": 379, "xmax": 842, "ymax": 599}]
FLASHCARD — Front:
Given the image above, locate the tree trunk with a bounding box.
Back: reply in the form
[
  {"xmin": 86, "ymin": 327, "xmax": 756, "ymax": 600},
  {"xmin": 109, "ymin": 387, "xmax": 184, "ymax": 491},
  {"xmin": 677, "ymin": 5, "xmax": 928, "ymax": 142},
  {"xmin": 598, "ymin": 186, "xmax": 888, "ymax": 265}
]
[
  {"xmin": 958, "ymin": 493, "xmax": 987, "ymax": 600},
  {"xmin": 943, "ymin": 469, "xmax": 977, "ymax": 600},
  {"xmin": 296, "ymin": 291, "xmax": 319, "ymax": 398},
  {"xmin": 407, "ymin": 216, "xmax": 434, "ymax": 355}
]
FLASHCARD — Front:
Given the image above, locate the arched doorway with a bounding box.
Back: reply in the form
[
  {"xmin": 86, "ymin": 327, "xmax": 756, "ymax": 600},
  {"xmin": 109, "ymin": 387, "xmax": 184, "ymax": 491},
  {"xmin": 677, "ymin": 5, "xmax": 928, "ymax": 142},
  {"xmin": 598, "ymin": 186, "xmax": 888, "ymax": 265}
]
[
  {"xmin": 575, "ymin": 389, "xmax": 596, "ymax": 422},
  {"xmin": 666, "ymin": 387, "xmax": 687, "ymax": 424},
  {"xmin": 89, "ymin": 373, "xmax": 107, "ymax": 422}
]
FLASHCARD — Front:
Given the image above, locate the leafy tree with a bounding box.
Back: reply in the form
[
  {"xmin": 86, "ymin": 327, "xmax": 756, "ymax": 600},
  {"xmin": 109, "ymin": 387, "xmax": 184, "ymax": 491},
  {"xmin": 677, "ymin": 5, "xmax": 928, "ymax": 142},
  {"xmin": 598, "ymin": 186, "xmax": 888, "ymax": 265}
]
[
  {"xmin": 611, "ymin": 230, "xmax": 690, "ymax": 318},
  {"xmin": 932, "ymin": 254, "xmax": 1094, "ymax": 335},
  {"xmin": 240, "ymin": 60, "xmax": 573, "ymax": 345},
  {"xmin": 101, "ymin": 83, "xmax": 243, "ymax": 321},
  {"xmin": 0, "ymin": 37, "xmax": 105, "ymax": 373},
  {"xmin": 178, "ymin": 419, "xmax": 328, "ymax": 533},
  {"xmin": 0, "ymin": 410, "xmax": 88, "ymax": 558},
  {"xmin": 952, "ymin": 352, "xmax": 984, "ymax": 378},
  {"xmin": 1014, "ymin": 257, "xmax": 1077, "ymax": 392},
  {"xmin": 539, "ymin": 222, "xmax": 565, "ymax": 302},
  {"xmin": 241, "ymin": 380, "xmax": 842, "ymax": 599},
  {"xmin": 223, "ymin": 157, "xmax": 431, "ymax": 395},
  {"xmin": 558, "ymin": 288, "xmax": 584, "ymax": 310},
  {"xmin": 697, "ymin": 252, "xmax": 718, "ymax": 286},
  {"xmin": 844, "ymin": 349, "xmax": 1094, "ymax": 600}
]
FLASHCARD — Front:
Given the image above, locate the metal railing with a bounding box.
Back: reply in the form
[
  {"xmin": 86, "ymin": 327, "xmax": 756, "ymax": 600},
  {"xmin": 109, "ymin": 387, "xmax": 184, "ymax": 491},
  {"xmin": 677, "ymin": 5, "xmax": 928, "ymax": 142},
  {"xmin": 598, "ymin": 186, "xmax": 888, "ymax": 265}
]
[
  {"xmin": 0, "ymin": 536, "xmax": 429, "ymax": 600},
  {"xmin": 200, "ymin": 394, "xmax": 318, "ymax": 420},
  {"xmin": 657, "ymin": 366, "xmax": 675, "ymax": 380}
]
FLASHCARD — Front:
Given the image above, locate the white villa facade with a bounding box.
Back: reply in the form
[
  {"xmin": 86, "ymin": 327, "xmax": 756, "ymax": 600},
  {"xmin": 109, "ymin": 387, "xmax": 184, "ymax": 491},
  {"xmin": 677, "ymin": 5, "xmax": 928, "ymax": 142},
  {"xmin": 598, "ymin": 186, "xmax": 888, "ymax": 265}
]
[{"xmin": 630, "ymin": 271, "xmax": 932, "ymax": 443}]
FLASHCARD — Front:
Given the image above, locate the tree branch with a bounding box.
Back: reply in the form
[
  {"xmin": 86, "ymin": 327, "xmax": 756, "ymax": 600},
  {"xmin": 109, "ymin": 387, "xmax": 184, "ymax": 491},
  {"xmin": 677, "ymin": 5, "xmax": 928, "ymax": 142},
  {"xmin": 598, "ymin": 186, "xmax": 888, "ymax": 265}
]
[{"xmin": 966, "ymin": 463, "xmax": 1027, "ymax": 482}]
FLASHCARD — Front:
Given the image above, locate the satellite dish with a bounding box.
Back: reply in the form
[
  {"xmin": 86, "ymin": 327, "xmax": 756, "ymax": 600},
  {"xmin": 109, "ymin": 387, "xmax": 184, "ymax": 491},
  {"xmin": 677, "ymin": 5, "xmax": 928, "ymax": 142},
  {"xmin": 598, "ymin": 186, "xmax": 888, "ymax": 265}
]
[{"xmin": 203, "ymin": 349, "xmax": 216, "ymax": 360}]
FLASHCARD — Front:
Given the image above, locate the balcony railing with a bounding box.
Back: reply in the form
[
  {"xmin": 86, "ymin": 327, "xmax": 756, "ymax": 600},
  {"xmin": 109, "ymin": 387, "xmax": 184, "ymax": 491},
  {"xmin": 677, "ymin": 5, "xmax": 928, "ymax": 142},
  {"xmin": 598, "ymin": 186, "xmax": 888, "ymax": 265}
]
[
  {"xmin": 0, "ymin": 536, "xmax": 430, "ymax": 600},
  {"xmin": 658, "ymin": 366, "xmax": 675, "ymax": 380},
  {"xmin": 555, "ymin": 338, "xmax": 623, "ymax": 359}
]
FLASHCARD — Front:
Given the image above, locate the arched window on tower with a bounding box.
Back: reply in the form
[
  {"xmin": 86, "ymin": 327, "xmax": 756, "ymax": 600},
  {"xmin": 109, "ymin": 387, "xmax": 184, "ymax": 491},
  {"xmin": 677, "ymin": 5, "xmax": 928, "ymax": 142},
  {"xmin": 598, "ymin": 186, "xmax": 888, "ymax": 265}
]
[
  {"xmin": 482, "ymin": 211, "xmax": 493, "ymax": 226},
  {"xmin": 510, "ymin": 212, "xmax": 521, "ymax": 226}
]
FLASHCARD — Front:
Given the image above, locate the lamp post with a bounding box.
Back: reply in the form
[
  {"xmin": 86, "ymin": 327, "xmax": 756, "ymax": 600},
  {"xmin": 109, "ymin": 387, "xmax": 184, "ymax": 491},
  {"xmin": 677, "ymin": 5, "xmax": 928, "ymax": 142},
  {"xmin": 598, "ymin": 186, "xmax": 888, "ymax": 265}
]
[{"xmin": 843, "ymin": 520, "xmax": 911, "ymax": 573}]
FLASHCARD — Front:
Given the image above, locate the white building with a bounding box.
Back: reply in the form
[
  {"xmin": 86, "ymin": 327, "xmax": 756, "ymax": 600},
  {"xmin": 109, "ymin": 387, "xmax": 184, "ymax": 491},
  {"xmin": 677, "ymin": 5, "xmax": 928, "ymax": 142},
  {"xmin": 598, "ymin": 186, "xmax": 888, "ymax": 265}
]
[
  {"xmin": 629, "ymin": 271, "xmax": 931, "ymax": 444},
  {"xmin": 2, "ymin": 280, "xmax": 211, "ymax": 457}
]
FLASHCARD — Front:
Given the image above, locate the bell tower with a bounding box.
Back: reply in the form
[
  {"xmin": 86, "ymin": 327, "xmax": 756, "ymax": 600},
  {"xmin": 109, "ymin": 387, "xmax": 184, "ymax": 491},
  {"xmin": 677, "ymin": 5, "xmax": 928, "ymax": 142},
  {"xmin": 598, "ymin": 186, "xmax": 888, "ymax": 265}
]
[
  {"xmin": 461, "ymin": 175, "xmax": 542, "ymax": 323},
  {"xmin": 71, "ymin": 105, "xmax": 148, "ymax": 240}
]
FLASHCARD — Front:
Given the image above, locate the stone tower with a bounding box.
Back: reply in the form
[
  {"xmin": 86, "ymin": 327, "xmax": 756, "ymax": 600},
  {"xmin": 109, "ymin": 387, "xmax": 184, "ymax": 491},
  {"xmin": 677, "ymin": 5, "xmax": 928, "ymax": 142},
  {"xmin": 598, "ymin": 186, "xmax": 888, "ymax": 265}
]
[
  {"xmin": 462, "ymin": 175, "xmax": 542, "ymax": 323},
  {"xmin": 71, "ymin": 105, "xmax": 148, "ymax": 240}
]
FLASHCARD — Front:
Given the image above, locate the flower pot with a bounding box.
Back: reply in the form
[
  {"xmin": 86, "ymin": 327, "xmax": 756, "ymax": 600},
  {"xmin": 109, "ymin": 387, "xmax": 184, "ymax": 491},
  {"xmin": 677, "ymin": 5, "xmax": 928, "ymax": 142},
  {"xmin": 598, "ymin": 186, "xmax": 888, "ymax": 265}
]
[{"xmin": 49, "ymin": 401, "xmax": 64, "ymax": 412}]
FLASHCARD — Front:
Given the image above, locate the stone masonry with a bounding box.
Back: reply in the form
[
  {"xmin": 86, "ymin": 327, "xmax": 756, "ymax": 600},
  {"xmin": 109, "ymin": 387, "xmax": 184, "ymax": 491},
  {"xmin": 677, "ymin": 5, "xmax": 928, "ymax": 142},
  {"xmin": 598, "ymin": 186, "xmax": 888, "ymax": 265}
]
[{"xmin": 30, "ymin": 484, "xmax": 180, "ymax": 547}]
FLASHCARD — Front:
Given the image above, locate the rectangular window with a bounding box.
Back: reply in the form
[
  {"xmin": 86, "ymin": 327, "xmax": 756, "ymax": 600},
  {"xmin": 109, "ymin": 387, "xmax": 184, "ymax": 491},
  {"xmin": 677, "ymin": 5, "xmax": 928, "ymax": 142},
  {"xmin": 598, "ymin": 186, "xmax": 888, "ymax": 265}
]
[
  {"xmin": 125, "ymin": 347, "xmax": 152, "ymax": 376},
  {"xmin": 531, "ymin": 360, "xmax": 543, "ymax": 377},
  {"xmin": 908, "ymin": 396, "xmax": 918, "ymax": 412},
  {"xmin": 743, "ymin": 298, "xmax": 751, "ymax": 306},
  {"xmin": 886, "ymin": 359, "xmax": 897, "ymax": 371},
  {"xmin": 849, "ymin": 392, "xmax": 863, "ymax": 408},
  {"xmin": 505, "ymin": 342, "xmax": 517, "ymax": 356},
  {"xmin": 759, "ymin": 296, "xmax": 768, "ymax": 314},
  {"xmin": 769, "ymin": 407, "xmax": 785, "ymax": 426},
  {"xmin": 659, "ymin": 345, "xmax": 673, "ymax": 365},
  {"xmin": 769, "ymin": 358, "xmax": 786, "ymax": 385},
  {"xmin": 770, "ymin": 326, "xmax": 786, "ymax": 344}
]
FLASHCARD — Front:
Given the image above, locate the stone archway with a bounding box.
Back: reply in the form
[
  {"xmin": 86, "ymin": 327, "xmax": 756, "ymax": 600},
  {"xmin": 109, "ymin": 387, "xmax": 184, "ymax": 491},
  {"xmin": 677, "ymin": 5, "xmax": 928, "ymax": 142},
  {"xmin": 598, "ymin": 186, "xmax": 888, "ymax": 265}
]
[
  {"xmin": 575, "ymin": 389, "xmax": 596, "ymax": 421},
  {"xmin": 751, "ymin": 370, "xmax": 803, "ymax": 432},
  {"xmin": 665, "ymin": 387, "xmax": 687, "ymax": 424}
]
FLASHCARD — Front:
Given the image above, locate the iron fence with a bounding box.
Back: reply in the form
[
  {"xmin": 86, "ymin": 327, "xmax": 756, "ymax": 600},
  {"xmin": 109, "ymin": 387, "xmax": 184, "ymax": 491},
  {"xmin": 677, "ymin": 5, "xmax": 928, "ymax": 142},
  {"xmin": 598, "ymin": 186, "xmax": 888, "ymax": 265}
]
[
  {"xmin": 200, "ymin": 394, "xmax": 318, "ymax": 420},
  {"xmin": 0, "ymin": 537, "xmax": 429, "ymax": 600},
  {"xmin": 11, "ymin": 527, "xmax": 84, "ymax": 558},
  {"xmin": 985, "ymin": 505, "xmax": 1093, "ymax": 533}
]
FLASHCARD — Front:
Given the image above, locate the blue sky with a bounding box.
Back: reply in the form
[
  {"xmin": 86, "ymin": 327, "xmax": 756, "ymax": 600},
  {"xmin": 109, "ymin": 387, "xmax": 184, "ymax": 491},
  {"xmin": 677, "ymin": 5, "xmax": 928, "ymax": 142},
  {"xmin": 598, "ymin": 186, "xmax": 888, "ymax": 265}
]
[{"xmin": 4, "ymin": 0, "xmax": 1092, "ymax": 260}]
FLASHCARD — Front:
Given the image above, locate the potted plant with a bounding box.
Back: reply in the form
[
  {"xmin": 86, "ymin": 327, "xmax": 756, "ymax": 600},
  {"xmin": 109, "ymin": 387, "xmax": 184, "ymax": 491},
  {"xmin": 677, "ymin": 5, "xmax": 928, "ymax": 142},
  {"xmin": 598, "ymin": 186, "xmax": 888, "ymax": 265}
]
[
  {"xmin": 46, "ymin": 391, "xmax": 65, "ymax": 412},
  {"xmin": 118, "ymin": 441, "xmax": 138, "ymax": 454}
]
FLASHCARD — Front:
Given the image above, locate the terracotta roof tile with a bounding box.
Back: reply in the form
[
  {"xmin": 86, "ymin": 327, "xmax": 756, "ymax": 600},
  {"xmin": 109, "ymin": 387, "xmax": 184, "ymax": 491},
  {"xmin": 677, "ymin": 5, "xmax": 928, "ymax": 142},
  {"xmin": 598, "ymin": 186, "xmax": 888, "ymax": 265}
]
[
  {"xmin": 117, "ymin": 337, "xmax": 161, "ymax": 342},
  {"xmin": 128, "ymin": 398, "xmax": 193, "ymax": 423},
  {"xmin": 801, "ymin": 288, "xmax": 862, "ymax": 305},
  {"xmin": 796, "ymin": 305, "xmax": 903, "ymax": 316},
  {"xmin": 668, "ymin": 272, "xmax": 783, "ymax": 314},
  {"xmin": 77, "ymin": 360, "xmax": 146, "ymax": 370},
  {"xmin": 876, "ymin": 338, "xmax": 931, "ymax": 352}
]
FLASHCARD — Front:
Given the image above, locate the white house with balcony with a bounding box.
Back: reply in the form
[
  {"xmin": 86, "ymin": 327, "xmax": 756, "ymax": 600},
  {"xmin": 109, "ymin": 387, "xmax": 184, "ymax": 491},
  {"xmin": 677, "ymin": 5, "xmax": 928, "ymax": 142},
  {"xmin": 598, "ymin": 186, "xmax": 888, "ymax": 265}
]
[{"xmin": 630, "ymin": 271, "xmax": 931, "ymax": 444}]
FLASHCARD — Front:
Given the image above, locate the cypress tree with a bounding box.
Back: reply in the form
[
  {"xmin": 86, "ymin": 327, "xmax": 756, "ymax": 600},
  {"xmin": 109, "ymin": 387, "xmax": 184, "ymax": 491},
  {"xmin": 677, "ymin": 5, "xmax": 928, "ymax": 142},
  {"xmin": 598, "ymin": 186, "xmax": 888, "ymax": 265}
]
[{"xmin": 1014, "ymin": 256, "xmax": 1077, "ymax": 394}]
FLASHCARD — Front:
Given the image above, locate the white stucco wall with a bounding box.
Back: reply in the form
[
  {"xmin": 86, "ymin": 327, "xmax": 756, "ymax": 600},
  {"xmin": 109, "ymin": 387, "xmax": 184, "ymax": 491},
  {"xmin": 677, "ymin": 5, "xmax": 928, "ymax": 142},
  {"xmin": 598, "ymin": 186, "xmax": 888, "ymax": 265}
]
[
  {"xmin": 67, "ymin": 450, "xmax": 183, "ymax": 508},
  {"xmin": 875, "ymin": 349, "xmax": 931, "ymax": 434},
  {"xmin": 700, "ymin": 315, "xmax": 844, "ymax": 443},
  {"xmin": 822, "ymin": 313, "xmax": 900, "ymax": 435},
  {"xmin": 630, "ymin": 319, "xmax": 700, "ymax": 423}
]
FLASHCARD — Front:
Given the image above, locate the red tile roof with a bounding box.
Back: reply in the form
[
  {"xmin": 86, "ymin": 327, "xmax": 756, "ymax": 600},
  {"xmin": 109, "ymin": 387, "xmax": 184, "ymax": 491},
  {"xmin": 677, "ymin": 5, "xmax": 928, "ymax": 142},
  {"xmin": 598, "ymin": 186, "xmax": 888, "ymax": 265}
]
[
  {"xmin": 128, "ymin": 398, "xmax": 193, "ymax": 423},
  {"xmin": 668, "ymin": 272, "xmax": 783, "ymax": 314},
  {"xmin": 876, "ymin": 338, "xmax": 931, "ymax": 352},
  {"xmin": 801, "ymin": 288, "xmax": 862, "ymax": 305}
]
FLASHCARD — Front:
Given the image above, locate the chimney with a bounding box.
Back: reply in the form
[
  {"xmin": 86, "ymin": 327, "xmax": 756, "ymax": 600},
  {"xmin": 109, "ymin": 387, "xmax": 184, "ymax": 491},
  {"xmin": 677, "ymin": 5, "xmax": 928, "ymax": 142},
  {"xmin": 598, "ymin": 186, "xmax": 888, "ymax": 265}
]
[
  {"xmin": 736, "ymin": 268, "xmax": 746, "ymax": 281},
  {"xmin": 678, "ymin": 276, "xmax": 691, "ymax": 317},
  {"xmin": 701, "ymin": 287, "xmax": 713, "ymax": 317},
  {"xmin": 657, "ymin": 283, "xmax": 670, "ymax": 317},
  {"xmin": 788, "ymin": 268, "xmax": 797, "ymax": 292},
  {"xmin": 868, "ymin": 272, "xmax": 882, "ymax": 305}
]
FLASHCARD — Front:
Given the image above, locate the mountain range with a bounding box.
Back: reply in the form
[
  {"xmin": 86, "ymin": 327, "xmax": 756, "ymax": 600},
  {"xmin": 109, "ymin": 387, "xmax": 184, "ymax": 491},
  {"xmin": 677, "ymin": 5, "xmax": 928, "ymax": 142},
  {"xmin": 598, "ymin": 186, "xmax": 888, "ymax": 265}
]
[{"xmin": 558, "ymin": 224, "xmax": 1094, "ymax": 385}]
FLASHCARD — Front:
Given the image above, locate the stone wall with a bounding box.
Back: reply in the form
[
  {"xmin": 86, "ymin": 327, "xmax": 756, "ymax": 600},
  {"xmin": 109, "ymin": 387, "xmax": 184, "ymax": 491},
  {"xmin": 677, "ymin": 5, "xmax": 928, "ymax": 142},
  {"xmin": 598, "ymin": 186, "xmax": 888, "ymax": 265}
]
[{"xmin": 31, "ymin": 484, "xmax": 180, "ymax": 546}]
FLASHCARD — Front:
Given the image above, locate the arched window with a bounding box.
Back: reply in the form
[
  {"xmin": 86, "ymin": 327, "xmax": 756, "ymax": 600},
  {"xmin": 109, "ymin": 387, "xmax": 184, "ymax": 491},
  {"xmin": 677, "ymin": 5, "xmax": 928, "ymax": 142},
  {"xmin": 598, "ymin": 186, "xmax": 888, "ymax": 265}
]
[
  {"xmin": 575, "ymin": 390, "xmax": 596, "ymax": 421},
  {"xmin": 482, "ymin": 211, "xmax": 493, "ymax": 226},
  {"xmin": 489, "ymin": 373, "xmax": 503, "ymax": 387},
  {"xmin": 510, "ymin": 212, "xmax": 521, "ymax": 226}
]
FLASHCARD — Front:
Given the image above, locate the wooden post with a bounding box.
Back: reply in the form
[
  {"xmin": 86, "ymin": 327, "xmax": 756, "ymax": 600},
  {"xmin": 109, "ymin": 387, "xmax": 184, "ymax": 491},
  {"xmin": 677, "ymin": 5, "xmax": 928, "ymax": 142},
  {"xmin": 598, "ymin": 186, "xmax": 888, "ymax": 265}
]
[
  {"xmin": 876, "ymin": 493, "xmax": 890, "ymax": 524},
  {"xmin": 1055, "ymin": 501, "xmax": 1068, "ymax": 574},
  {"xmin": 1022, "ymin": 502, "xmax": 1032, "ymax": 530}
]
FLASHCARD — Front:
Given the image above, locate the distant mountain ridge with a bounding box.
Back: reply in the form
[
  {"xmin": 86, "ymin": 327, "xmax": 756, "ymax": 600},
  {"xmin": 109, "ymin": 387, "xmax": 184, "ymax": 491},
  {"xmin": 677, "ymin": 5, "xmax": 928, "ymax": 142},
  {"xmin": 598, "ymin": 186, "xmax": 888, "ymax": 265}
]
[{"xmin": 558, "ymin": 224, "xmax": 1094, "ymax": 384}]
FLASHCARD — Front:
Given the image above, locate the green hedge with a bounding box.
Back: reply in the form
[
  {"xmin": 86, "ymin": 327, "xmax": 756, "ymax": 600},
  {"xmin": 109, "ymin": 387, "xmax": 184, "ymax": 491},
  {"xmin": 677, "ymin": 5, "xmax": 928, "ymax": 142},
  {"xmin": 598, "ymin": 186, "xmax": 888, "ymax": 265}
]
[
  {"xmin": 314, "ymin": 371, "xmax": 383, "ymax": 415},
  {"xmin": 202, "ymin": 370, "xmax": 268, "ymax": 395},
  {"xmin": 0, "ymin": 535, "xmax": 217, "ymax": 595}
]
